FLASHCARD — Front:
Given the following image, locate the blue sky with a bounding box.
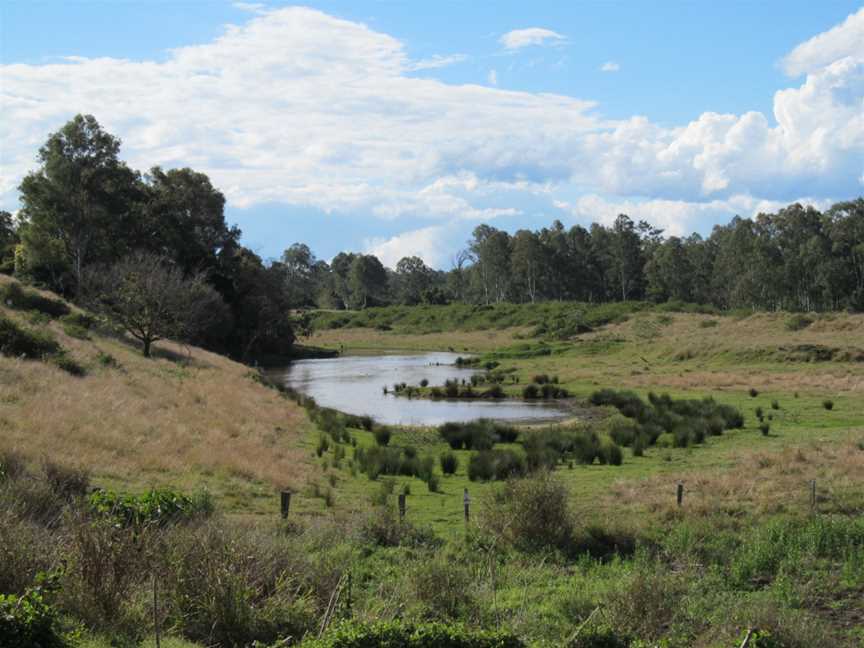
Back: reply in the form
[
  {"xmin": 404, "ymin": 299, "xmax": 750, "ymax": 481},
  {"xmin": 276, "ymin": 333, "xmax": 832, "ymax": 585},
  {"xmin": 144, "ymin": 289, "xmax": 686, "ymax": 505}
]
[{"xmin": 2, "ymin": 1, "xmax": 862, "ymax": 267}]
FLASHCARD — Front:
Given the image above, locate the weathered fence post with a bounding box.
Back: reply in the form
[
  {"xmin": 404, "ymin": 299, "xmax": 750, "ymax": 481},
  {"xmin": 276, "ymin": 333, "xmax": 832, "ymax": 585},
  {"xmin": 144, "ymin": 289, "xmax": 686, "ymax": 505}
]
[
  {"xmin": 676, "ymin": 482, "xmax": 684, "ymax": 507},
  {"xmin": 463, "ymin": 488, "xmax": 470, "ymax": 523},
  {"xmin": 280, "ymin": 490, "xmax": 292, "ymax": 518},
  {"xmin": 398, "ymin": 493, "xmax": 406, "ymax": 520}
]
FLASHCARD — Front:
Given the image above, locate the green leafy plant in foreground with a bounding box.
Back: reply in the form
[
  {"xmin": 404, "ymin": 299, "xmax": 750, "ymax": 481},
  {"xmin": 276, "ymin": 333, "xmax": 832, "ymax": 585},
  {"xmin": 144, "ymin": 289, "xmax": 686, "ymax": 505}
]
[
  {"xmin": 300, "ymin": 620, "xmax": 525, "ymax": 648},
  {"xmin": 88, "ymin": 487, "xmax": 212, "ymax": 527},
  {"xmin": 0, "ymin": 570, "xmax": 67, "ymax": 648}
]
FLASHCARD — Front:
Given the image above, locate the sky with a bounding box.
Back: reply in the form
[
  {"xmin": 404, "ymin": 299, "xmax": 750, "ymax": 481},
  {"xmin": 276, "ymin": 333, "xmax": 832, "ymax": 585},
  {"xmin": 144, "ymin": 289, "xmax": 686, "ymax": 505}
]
[{"xmin": 1, "ymin": 1, "xmax": 862, "ymax": 268}]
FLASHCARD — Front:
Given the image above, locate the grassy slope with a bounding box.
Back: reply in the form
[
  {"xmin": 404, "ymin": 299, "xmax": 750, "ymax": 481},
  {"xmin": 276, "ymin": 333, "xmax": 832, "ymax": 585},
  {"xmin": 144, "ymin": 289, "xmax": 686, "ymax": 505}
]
[
  {"xmin": 0, "ymin": 275, "xmax": 316, "ymax": 516},
  {"xmin": 307, "ymin": 309, "xmax": 864, "ymax": 533}
]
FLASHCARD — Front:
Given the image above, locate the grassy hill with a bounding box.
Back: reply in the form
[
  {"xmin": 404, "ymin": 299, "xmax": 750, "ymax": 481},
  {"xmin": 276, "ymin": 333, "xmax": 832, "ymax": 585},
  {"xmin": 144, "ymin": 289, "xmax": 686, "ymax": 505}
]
[{"xmin": 0, "ymin": 275, "xmax": 315, "ymax": 515}]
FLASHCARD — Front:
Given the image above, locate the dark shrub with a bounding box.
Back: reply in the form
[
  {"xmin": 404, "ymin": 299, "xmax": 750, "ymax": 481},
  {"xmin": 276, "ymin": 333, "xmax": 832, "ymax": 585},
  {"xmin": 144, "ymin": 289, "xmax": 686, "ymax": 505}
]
[
  {"xmin": 785, "ymin": 314, "xmax": 813, "ymax": 331},
  {"xmin": 468, "ymin": 450, "xmax": 525, "ymax": 482},
  {"xmin": 760, "ymin": 422, "xmax": 770, "ymax": 436},
  {"xmin": 0, "ymin": 573, "xmax": 66, "ymax": 648},
  {"xmin": 749, "ymin": 387, "xmax": 759, "ymax": 398},
  {"xmin": 374, "ymin": 426, "xmax": 392, "ymax": 446},
  {"xmin": 598, "ymin": 441, "xmax": 623, "ymax": 465},
  {"xmin": 823, "ymin": 399, "xmax": 834, "ymax": 410},
  {"xmin": 43, "ymin": 461, "xmax": 89, "ymax": 500},
  {"xmin": 522, "ymin": 384, "xmax": 539, "ymax": 399},
  {"xmin": 440, "ymin": 452, "xmax": 459, "ymax": 475},
  {"xmin": 0, "ymin": 282, "xmax": 69, "ymax": 318},
  {"xmin": 0, "ymin": 316, "xmax": 60, "ymax": 358},
  {"xmin": 532, "ymin": 374, "xmax": 550, "ymax": 384},
  {"xmin": 419, "ymin": 378, "xmax": 429, "ymax": 387},
  {"xmin": 755, "ymin": 406, "xmax": 764, "ymax": 420},
  {"xmin": 771, "ymin": 399, "xmax": 780, "ymax": 410},
  {"xmin": 483, "ymin": 384, "xmax": 504, "ymax": 398}
]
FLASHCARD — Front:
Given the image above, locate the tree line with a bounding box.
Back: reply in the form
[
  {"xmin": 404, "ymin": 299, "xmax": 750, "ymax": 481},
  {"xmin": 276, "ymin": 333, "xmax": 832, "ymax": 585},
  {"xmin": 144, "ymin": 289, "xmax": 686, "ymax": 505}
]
[{"xmin": 2, "ymin": 115, "xmax": 862, "ymax": 358}]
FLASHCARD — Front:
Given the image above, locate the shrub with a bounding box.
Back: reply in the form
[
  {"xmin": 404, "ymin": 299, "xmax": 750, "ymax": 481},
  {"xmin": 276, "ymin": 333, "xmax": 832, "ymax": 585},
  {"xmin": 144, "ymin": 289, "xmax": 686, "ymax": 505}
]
[
  {"xmin": 823, "ymin": 399, "xmax": 834, "ymax": 410},
  {"xmin": 426, "ymin": 474, "xmax": 440, "ymax": 493},
  {"xmin": 0, "ymin": 315, "xmax": 60, "ymax": 358},
  {"xmin": 468, "ymin": 449, "xmax": 526, "ymax": 482},
  {"xmin": 0, "ymin": 282, "xmax": 69, "ymax": 318},
  {"xmin": 61, "ymin": 321, "xmax": 89, "ymax": 340},
  {"xmin": 374, "ymin": 426, "xmax": 392, "ymax": 446},
  {"xmin": 479, "ymin": 472, "xmax": 575, "ymax": 555},
  {"xmin": 699, "ymin": 319, "xmax": 718, "ymax": 328},
  {"xmin": 43, "ymin": 461, "xmax": 89, "ymax": 500},
  {"xmin": 785, "ymin": 314, "xmax": 813, "ymax": 331},
  {"xmin": 598, "ymin": 440, "xmax": 623, "ymax": 465},
  {"xmin": 760, "ymin": 422, "xmax": 771, "ymax": 436},
  {"xmin": 439, "ymin": 452, "xmax": 459, "ymax": 475},
  {"xmin": 749, "ymin": 388, "xmax": 759, "ymax": 398},
  {"xmin": 0, "ymin": 572, "xmax": 66, "ymax": 648},
  {"xmin": 755, "ymin": 406, "xmax": 764, "ymax": 420},
  {"xmin": 304, "ymin": 620, "xmax": 525, "ymax": 648},
  {"xmin": 522, "ymin": 384, "xmax": 539, "ymax": 399},
  {"xmin": 51, "ymin": 354, "xmax": 85, "ymax": 376},
  {"xmin": 438, "ymin": 420, "xmax": 508, "ymax": 450},
  {"xmin": 771, "ymin": 399, "xmax": 780, "ymax": 410},
  {"xmin": 88, "ymin": 488, "xmax": 212, "ymax": 527}
]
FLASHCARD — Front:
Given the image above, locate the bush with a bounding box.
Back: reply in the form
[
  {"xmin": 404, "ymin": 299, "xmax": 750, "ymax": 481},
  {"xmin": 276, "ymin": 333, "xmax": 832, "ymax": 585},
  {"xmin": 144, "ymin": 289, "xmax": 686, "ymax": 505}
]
[
  {"xmin": 61, "ymin": 321, "xmax": 89, "ymax": 340},
  {"xmin": 823, "ymin": 399, "xmax": 834, "ymax": 410},
  {"xmin": 760, "ymin": 422, "xmax": 771, "ymax": 436},
  {"xmin": 0, "ymin": 282, "xmax": 69, "ymax": 318},
  {"xmin": 0, "ymin": 315, "xmax": 60, "ymax": 358},
  {"xmin": 439, "ymin": 452, "xmax": 459, "ymax": 475},
  {"xmin": 771, "ymin": 399, "xmax": 780, "ymax": 410},
  {"xmin": 88, "ymin": 487, "xmax": 212, "ymax": 527},
  {"xmin": 479, "ymin": 472, "xmax": 575, "ymax": 555},
  {"xmin": 0, "ymin": 572, "xmax": 66, "ymax": 648},
  {"xmin": 522, "ymin": 384, "xmax": 539, "ymax": 399},
  {"xmin": 749, "ymin": 387, "xmax": 759, "ymax": 398},
  {"xmin": 598, "ymin": 440, "xmax": 623, "ymax": 465},
  {"xmin": 374, "ymin": 426, "xmax": 392, "ymax": 446},
  {"xmin": 43, "ymin": 461, "xmax": 89, "ymax": 500},
  {"xmin": 785, "ymin": 314, "xmax": 813, "ymax": 331},
  {"xmin": 438, "ymin": 420, "xmax": 512, "ymax": 450},
  {"xmin": 467, "ymin": 449, "xmax": 526, "ymax": 482},
  {"xmin": 303, "ymin": 620, "xmax": 525, "ymax": 648}
]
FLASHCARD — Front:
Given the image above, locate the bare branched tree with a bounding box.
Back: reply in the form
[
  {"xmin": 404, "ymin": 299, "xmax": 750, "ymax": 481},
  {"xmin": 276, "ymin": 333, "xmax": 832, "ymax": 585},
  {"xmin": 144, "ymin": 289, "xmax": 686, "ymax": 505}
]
[{"xmin": 81, "ymin": 251, "xmax": 227, "ymax": 357}]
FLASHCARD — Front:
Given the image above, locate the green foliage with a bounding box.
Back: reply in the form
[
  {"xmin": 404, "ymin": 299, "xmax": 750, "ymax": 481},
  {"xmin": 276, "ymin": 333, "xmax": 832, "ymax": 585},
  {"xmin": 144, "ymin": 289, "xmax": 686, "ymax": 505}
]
[
  {"xmin": 374, "ymin": 426, "xmax": 392, "ymax": 446},
  {"xmin": 354, "ymin": 446, "xmax": 435, "ymax": 483},
  {"xmin": 302, "ymin": 620, "xmax": 525, "ymax": 648},
  {"xmin": 823, "ymin": 399, "xmax": 834, "ymax": 410},
  {"xmin": 0, "ymin": 571, "xmax": 67, "ymax": 648},
  {"xmin": 88, "ymin": 488, "xmax": 212, "ymax": 527}
]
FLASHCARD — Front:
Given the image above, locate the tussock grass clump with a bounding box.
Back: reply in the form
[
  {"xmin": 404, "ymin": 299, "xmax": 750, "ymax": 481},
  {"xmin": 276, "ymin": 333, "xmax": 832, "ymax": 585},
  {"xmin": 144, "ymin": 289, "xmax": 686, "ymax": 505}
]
[
  {"xmin": 822, "ymin": 399, "xmax": 834, "ymax": 410},
  {"xmin": 439, "ymin": 451, "xmax": 459, "ymax": 475},
  {"xmin": 760, "ymin": 422, "xmax": 771, "ymax": 436},
  {"xmin": 590, "ymin": 389, "xmax": 743, "ymax": 450},
  {"xmin": 438, "ymin": 419, "xmax": 518, "ymax": 450},
  {"xmin": 467, "ymin": 449, "xmax": 526, "ymax": 482}
]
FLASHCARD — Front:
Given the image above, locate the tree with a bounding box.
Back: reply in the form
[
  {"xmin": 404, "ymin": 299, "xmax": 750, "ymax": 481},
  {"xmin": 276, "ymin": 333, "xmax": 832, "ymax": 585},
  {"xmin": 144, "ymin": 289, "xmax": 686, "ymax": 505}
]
[
  {"xmin": 281, "ymin": 243, "xmax": 318, "ymax": 307},
  {"xmin": 0, "ymin": 211, "xmax": 18, "ymax": 274},
  {"xmin": 81, "ymin": 252, "xmax": 227, "ymax": 357},
  {"xmin": 511, "ymin": 230, "xmax": 544, "ymax": 303},
  {"xmin": 469, "ymin": 225, "xmax": 511, "ymax": 303},
  {"xmin": 645, "ymin": 237, "xmax": 693, "ymax": 302},
  {"xmin": 348, "ymin": 255, "xmax": 388, "ymax": 308},
  {"xmin": 17, "ymin": 115, "xmax": 140, "ymax": 289},
  {"xmin": 395, "ymin": 256, "xmax": 433, "ymax": 305}
]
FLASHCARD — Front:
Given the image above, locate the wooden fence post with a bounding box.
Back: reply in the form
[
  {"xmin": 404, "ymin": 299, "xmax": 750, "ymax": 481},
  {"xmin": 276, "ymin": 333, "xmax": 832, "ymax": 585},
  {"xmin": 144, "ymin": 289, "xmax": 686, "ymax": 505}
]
[
  {"xmin": 398, "ymin": 493, "xmax": 406, "ymax": 520},
  {"xmin": 810, "ymin": 480, "xmax": 817, "ymax": 512},
  {"xmin": 280, "ymin": 490, "xmax": 292, "ymax": 518},
  {"xmin": 463, "ymin": 488, "xmax": 470, "ymax": 523},
  {"xmin": 676, "ymin": 482, "xmax": 684, "ymax": 507}
]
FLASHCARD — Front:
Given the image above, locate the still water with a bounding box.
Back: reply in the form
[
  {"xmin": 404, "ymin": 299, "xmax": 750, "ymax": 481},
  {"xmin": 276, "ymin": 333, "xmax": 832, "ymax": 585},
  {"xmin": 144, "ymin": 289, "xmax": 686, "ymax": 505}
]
[{"xmin": 265, "ymin": 352, "xmax": 569, "ymax": 426}]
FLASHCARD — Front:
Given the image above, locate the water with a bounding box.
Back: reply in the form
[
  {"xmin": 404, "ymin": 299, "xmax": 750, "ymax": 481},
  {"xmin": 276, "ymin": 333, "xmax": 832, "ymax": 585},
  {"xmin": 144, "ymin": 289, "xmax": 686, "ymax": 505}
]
[{"xmin": 265, "ymin": 352, "xmax": 569, "ymax": 426}]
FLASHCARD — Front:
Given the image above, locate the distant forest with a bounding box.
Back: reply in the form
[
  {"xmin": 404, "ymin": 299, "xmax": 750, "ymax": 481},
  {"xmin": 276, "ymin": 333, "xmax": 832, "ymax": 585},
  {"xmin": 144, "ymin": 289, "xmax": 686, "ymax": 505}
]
[{"xmin": 2, "ymin": 115, "xmax": 863, "ymax": 357}]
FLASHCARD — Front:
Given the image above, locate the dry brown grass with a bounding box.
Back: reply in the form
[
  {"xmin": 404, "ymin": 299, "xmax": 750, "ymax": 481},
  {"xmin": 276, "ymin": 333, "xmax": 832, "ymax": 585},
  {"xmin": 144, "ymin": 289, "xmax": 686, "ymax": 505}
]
[
  {"xmin": 603, "ymin": 433, "xmax": 864, "ymax": 519},
  {"xmin": 0, "ymin": 278, "xmax": 314, "ymax": 512}
]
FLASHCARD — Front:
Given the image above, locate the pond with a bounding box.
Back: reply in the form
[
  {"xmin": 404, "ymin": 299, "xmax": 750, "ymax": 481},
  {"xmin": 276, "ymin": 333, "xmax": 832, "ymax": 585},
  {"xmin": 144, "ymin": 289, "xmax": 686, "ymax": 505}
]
[{"xmin": 264, "ymin": 352, "xmax": 570, "ymax": 426}]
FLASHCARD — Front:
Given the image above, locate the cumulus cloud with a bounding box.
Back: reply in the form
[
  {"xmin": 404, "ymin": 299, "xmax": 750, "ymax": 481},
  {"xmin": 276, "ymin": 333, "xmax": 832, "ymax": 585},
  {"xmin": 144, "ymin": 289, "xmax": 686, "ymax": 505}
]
[
  {"xmin": 487, "ymin": 69, "xmax": 498, "ymax": 86},
  {"xmin": 407, "ymin": 53, "xmax": 467, "ymax": 71},
  {"xmin": 600, "ymin": 61, "xmax": 620, "ymax": 73},
  {"xmin": 781, "ymin": 7, "xmax": 864, "ymax": 76},
  {"xmin": 0, "ymin": 5, "xmax": 861, "ymax": 244},
  {"xmin": 364, "ymin": 224, "xmax": 454, "ymax": 268},
  {"xmin": 499, "ymin": 28, "xmax": 565, "ymax": 50}
]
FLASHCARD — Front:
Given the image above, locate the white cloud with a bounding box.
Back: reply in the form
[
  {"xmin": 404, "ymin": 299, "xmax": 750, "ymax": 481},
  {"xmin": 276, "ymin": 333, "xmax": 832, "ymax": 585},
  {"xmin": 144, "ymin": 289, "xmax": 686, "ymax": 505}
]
[
  {"xmin": 232, "ymin": 2, "xmax": 266, "ymax": 13},
  {"xmin": 487, "ymin": 69, "xmax": 498, "ymax": 86},
  {"xmin": 499, "ymin": 28, "xmax": 565, "ymax": 50},
  {"xmin": 782, "ymin": 7, "xmax": 864, "ymax": 76},
  {"xmin": 600, "ymin": 61, "xmax": 620, "ymax": 73},
  {"xmin": 0, "ymin": 6, "xmax": 861, "ymax": 242},
  {"xmin": 407, "ymin": 53, "xmax": 467, "ymax": 71},
  {"xmin": 364, "ymin": 224, "xmax": 454, "ymax": 268}
]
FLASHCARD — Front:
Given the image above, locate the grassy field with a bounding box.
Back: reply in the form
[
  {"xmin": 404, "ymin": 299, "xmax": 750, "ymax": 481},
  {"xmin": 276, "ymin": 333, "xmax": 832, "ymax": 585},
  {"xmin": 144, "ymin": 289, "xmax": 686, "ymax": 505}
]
[{"xmin": 3, "ymin": 282, "xmax": 864, "ymax": 646}]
